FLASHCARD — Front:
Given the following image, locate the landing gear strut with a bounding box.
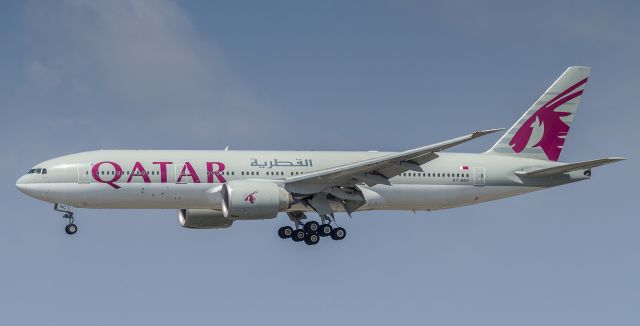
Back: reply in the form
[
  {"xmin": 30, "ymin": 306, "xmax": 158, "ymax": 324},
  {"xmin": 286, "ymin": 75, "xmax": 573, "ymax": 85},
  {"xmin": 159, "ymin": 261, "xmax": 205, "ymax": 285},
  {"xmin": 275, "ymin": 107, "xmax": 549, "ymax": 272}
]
[
  {"xmin": 55, "ymin": 203, "xmax": 77, "ymax": 235},
  {"xmin": 278, "ymin": 211, "xmax": 346, "ymax": 245}
]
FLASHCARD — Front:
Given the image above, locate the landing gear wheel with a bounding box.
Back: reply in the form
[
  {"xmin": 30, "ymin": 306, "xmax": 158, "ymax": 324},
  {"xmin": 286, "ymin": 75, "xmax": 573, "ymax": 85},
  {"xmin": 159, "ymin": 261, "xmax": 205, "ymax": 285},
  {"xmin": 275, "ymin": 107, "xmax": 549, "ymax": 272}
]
[
  {"xmin": 318, "ymin": 224, "xmax": 333, "ymax": 237},
  {"xmin": 278, "ymin": 226, "xmax": 294, "ymax": 239},
  {"xmin": 65, "ymin": 223, "xmax": 78, "ymax": 235},
  {"xmin": 291, "ymin": 229, "xmax": 306, "ymax": 242},
  {"xmin": 330, "ymin": 227, "xmax": 346, "ymax": 240},
  {"xmin": 304, "ymin": 233, "xmax": 320, "ymax": 245},
  {"xmin": 303, "ymin": 221, "xmax": 320, "ymax": 234}
]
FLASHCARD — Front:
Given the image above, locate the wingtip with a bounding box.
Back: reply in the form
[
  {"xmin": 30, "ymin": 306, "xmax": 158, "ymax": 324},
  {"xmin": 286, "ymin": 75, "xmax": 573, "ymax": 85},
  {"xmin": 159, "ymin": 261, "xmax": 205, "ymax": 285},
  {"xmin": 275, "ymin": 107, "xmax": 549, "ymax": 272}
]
[{"xmin": 473, "ymin": 128, "xmax": 505, "ymax": 137}]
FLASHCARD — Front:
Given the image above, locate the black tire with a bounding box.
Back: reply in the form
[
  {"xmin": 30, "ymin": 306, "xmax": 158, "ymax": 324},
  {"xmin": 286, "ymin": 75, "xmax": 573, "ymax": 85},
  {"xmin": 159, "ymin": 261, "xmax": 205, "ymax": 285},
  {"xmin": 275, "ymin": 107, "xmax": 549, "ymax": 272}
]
[
  {"xmin": 278, "ymin": 226, "xmax": 293, "ymax": 239},
  {"xmin": 304, "ymin": 233, "xmax": 320, "ymax": 245},
  {"xmin": 303, "ymin": 221, "xmax": 320, "ymax": 234},
  {"xmin": 330, "ymin": 227, "xmax": 346, "ymax": 240},
  {"xmin": 292, "ymin": 229, "xmax": 305, "ymax": 242},
  {"xmin": 65, "ymin": 223, "xmax": 78, "ymax": 235},
  {"xmin": 318, "ymin": 224, "xmax": 333, "ymax": 237}
]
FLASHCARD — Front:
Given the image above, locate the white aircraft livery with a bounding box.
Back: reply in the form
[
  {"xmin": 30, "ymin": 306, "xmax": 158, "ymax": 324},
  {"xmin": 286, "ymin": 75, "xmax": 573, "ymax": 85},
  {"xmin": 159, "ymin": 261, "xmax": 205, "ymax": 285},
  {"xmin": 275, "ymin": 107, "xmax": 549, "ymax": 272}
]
[{"xmin": 16, "ymin": 67, "xmax": 624, "ymax": 245}]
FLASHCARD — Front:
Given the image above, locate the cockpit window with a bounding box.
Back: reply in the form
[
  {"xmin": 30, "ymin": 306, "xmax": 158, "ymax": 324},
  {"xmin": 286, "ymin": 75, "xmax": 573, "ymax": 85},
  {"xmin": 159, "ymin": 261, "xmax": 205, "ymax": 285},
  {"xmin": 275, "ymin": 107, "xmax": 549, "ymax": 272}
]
[
  {"xmin": 42, "ymin": 169, "xmax": 47, "ymax": 174},
  {"xmin": 28, "ymin": 169, "xmax": 36, "ymax": 174},
  {"xmin": 35, "ymin": 168, "xmax": 42, "ymax": 174}
]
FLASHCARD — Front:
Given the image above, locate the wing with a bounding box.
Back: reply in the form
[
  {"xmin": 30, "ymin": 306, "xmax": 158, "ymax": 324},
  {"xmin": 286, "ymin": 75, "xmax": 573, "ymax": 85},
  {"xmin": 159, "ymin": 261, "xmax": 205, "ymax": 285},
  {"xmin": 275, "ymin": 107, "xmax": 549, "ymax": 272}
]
[
  {"xmin": 286, "ymin": 128, "xmax": 504, "ymax": 187},
  {"xmin": 283, "ymin": 128, "xmax": 503, "ymax": 217},
  {"xmin": 515, "ymin": 157, "xmax": 625, "ymax": 177}
]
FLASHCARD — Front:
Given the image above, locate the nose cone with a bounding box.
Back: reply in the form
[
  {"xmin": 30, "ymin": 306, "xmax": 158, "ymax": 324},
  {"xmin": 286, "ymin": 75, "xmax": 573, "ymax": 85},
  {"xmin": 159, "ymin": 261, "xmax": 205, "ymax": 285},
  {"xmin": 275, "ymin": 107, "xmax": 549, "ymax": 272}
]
[{"xmin": 16, "ymin": 175, "xmax": 30, "ymax": 195}]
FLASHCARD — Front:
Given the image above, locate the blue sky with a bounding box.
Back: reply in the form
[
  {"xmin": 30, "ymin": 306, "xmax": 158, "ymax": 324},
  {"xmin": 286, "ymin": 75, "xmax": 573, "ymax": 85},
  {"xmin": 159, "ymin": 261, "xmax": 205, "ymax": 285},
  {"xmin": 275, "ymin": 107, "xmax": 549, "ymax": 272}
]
[{"xmin": 0, "ymin": 1, "xmax": 638, "ymax": 325}]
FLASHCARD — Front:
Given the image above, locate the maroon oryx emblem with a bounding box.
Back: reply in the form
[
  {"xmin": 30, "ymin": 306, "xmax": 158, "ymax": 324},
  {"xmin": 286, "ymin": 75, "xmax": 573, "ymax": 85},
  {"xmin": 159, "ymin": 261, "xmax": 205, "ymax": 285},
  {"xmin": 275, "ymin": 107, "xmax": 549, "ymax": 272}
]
[
  {"xmin": 244, "ymin": 191, "xmax": 258, "ymax": 204},
  {"xmin": 510, "ymin": 78, "xmax": 587, "ymax": 161}
]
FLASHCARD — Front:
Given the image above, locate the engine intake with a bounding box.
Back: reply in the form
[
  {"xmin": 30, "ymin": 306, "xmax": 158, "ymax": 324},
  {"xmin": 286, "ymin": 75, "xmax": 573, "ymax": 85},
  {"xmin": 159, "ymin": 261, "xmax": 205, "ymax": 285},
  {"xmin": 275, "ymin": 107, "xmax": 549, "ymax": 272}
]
[
  {"xmin": 178, "ymin": 209, "xmax": 233, "ymax": 229},
  {"xmin": 222, "ymin": 180, "xmax": 290, "ymax": 220}
]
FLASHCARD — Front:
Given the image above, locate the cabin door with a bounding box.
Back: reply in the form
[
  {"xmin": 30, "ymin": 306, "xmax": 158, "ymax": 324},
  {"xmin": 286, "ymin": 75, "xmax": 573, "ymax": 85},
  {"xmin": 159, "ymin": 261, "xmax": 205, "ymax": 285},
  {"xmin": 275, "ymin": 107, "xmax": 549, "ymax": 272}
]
[
  {"xmin": 473, "ymin": 167, "xmax": 485, "ymax": 186},
  {"xmin": 78, "ymin": 164, "xmax": 92, "ymax": 184}
]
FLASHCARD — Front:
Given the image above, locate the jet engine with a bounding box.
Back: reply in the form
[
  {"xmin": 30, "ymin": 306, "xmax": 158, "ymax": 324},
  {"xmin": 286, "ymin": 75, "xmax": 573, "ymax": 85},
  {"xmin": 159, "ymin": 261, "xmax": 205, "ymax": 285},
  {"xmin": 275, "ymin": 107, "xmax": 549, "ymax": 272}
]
[
  {"xmin": 178, "ymin": 209, "xmax": 233, "ymax": 229},
  {"xmin": 222, "ymin": 180, "xmax": 291, "ymax": 220}
]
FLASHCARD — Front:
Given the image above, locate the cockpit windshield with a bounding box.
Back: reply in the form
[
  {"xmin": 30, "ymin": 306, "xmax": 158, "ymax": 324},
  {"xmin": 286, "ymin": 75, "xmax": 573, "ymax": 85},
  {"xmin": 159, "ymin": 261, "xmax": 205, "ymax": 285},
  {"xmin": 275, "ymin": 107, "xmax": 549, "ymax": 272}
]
[{"xmin": 27, "ymin": 168, "xmax": 47, "ymax": 175}]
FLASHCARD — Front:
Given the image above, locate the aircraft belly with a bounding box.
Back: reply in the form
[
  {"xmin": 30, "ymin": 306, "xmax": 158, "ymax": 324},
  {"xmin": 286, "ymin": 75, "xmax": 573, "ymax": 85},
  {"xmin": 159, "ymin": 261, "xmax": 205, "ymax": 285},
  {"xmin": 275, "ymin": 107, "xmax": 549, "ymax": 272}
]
[
  {"xmin": 42, "ymin": 183, "xmax": 222, "ymax": 209},
  {"xmin": 361, "ymin": 185, "xmax": 542, "ymax": 211},
  {"xmin": 39, "ymin": 182, "xmax": 540, "ymax": 213}
]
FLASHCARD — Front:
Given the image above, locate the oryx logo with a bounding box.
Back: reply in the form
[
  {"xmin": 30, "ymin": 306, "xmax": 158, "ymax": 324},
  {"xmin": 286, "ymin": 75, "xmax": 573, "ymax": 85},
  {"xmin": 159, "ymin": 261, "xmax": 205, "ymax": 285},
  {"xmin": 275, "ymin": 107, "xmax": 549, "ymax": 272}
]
[
  {"xmin": 510, "ymin": 78, "xmax": 587, "ymax": 161},
  {"xmin": 244, "ymin": 191, "xmax": 258, "ymax": 204}
]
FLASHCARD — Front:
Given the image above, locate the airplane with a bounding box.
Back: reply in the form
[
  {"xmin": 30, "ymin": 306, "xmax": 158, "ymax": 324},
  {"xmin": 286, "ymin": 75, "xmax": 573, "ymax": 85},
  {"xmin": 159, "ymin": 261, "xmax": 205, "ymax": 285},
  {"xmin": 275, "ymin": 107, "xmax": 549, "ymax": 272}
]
[{"xmin": 16, "ymin": 66, "xmax": 624, "ymax": 245}]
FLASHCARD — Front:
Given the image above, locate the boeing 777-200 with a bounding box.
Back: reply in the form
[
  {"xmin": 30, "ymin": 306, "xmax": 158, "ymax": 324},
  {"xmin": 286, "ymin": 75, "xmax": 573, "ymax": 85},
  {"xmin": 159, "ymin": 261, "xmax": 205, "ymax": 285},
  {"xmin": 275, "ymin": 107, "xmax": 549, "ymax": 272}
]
[{"xmin": 16, "ymin": 66, "xmax": 624, "ymax": 245}]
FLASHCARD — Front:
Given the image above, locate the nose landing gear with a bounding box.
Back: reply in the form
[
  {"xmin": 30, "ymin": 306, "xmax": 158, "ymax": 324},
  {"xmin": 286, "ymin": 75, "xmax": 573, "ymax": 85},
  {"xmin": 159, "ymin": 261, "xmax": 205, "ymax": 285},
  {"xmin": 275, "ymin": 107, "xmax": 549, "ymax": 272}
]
[
  {"xmin": 64, "ymin": 216, "xmax": 78, "ymax": 235},
  {"xmin": 55, "ymin": 203, "xmax": 78, "ymax": 235}
]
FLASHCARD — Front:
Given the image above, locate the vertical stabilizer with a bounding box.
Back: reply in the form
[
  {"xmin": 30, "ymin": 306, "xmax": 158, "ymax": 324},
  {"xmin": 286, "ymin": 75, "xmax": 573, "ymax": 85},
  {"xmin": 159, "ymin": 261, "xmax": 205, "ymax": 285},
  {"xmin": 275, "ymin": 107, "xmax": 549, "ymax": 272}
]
[{"xmin": 487, "ymin": 66, "xmax": 591, "ymax": 161}]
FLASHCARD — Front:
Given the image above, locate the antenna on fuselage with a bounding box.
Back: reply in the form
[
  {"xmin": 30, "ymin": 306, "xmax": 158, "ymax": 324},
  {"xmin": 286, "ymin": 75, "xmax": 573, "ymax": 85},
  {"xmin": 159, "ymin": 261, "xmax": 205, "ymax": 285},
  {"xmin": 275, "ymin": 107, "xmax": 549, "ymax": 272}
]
[{"xmin": 224, "ymin": 146, "xmax": 229, "ymax": 151}]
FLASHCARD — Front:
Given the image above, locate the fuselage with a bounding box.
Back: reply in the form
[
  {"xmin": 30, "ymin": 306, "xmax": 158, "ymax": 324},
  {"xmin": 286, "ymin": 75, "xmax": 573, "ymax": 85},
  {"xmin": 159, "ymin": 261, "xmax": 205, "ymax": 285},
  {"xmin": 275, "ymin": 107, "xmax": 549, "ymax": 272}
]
[{"xmin": 15, "ymin": 150, "xmax": 589, "ymax": 212}]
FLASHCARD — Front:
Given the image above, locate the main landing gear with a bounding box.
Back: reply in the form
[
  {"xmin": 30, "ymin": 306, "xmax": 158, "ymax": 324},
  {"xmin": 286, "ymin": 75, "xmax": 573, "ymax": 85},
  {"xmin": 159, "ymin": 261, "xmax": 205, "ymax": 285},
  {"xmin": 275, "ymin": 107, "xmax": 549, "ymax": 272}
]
[
  {"xmin": 55, "ymin": 203, "xmax": 77, "ymax": 235},
  {"xmin": 278, "ymin": 212, "xmax": 346, "ymax": 245}
]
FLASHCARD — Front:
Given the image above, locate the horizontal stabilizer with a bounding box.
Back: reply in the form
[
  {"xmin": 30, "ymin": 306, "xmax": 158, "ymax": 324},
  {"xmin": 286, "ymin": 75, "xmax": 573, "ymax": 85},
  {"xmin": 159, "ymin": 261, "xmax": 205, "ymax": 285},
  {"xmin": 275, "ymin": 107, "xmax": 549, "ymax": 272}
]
[{"xmin": 516, "ymin": 157, "xmax": 625, "ymax": 177}]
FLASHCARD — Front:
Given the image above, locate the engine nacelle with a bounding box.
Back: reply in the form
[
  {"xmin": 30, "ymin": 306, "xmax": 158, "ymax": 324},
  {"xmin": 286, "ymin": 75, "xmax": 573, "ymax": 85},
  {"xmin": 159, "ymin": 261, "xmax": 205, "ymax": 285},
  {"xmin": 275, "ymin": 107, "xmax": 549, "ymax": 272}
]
[
  {"xmin": 222, "ymin": 180, "xmax": 290, "ymax": 220},
  {"xmin": 178, "ymin": 209, "xmax": 233, "ymax": 229}
]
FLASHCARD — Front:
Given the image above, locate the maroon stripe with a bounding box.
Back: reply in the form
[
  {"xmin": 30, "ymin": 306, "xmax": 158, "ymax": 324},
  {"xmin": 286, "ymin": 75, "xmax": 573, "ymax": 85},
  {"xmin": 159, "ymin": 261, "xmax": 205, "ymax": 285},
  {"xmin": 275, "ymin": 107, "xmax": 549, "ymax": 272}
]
[
  {"xmin": 545, "ymin": 89, "xmax": 583, "ymax": 111},
  {"xmin": 546, "ymin": 77, "xmax": 588, "ymax": 108}
]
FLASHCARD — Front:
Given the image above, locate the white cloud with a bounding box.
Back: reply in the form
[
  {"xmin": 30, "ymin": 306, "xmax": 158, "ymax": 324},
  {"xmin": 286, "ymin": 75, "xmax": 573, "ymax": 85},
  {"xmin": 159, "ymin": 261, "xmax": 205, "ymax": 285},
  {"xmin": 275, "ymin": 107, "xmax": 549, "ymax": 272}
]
[{"xmin": 9, "ymin": 0, "xmax": 277, "ymax": 149}]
